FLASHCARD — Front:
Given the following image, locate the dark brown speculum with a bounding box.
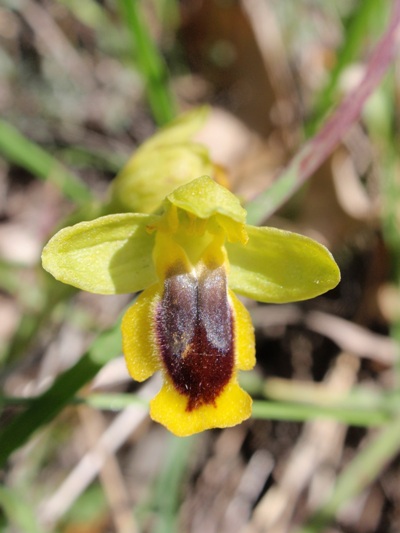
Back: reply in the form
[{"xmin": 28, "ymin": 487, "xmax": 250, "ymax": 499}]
[{"xmin": 156, "ymin": 264, "xmax": 235, "ymax": 411}]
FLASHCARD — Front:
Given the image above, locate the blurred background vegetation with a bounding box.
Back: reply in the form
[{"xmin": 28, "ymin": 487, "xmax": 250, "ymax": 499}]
[{"xmin": 1, "ymin": 0, "xmax": 400, "ymax": 532}]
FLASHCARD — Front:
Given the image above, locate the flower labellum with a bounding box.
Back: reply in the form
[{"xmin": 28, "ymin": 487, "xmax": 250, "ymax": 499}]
[{"xmin": 157, "ymin": 264, "xmax": 233, "ymax": 411}]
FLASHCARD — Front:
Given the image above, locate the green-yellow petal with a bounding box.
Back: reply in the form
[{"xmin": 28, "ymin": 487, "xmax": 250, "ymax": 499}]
[
  {"xmin": 227, "ymin": 225, "xmax": 340, "ymax": 303},
  {"xmin": 42, "ymin": 213, "xmax": 158, "ymax": 294}
]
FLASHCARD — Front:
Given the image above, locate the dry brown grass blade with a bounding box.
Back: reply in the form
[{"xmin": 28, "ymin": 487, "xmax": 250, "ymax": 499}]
[{"xmin": 242, "ymin": 353, "xmax": 360, "ymax": 533}]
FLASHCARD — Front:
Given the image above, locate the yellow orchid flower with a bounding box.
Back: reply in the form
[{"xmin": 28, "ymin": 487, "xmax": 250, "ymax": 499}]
[
  {"xmin": 107, "ymin": 106, "xmax": 220, "ymax": 214},
  {"xmin": 42, "ymin": 176, "xmax": 340, "ymax": 437}
]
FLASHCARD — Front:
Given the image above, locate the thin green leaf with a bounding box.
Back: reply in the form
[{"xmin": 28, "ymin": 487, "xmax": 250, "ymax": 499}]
[
  {"xmin": 307, "ymin": 0, "xmax": 389, "ymax": 135},
  {"xmin": 117, "ymin": 0, "xmax": 176, "ymax": 125},
  {"xmin": 71, "ymin": 394, "xmax": 393, "ymax": 427},
  {"xmin": 55, "ymin": 0, "xmax": 111, "ymax": 31},
  {"xmin": 0, "ymin": 120, "xmax": 92, "ymax": 205},
  {"xmin": 298, "ymin": 416, "xmax": 400, "ymax": 533},
  {"xmin": 152, "ymin": 435, "xmax": 196, "ymax": 533},
  {"xmin": 0, "ymin": 318, "xmax": 123, "ymax": 468},
  {"xmin": 245, "ymin": 3, "xmax": 400, "ymax": 224},
  {"xmin": 252, "ymin": 400, "xmax": 390, "ymax": 427}
]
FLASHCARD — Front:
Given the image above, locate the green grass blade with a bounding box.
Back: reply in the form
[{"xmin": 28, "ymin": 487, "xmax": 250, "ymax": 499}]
[
  {"xmin": 0, "ymin": 318, "xmax": 122, "ymax": 467},
  {"xmin": 298, "ymin": 416, "xmax": 400, "ymax": 533},
  {"xmin": 117, "ymin": 0, "xmax": 176, "ymax": 125},
  {"xmin": 152, "ymin": 435, "xmax": 196, "ymax": 533},
  {"xmin": 0, "ymin": 485, "xmax": 41, "ymax": 533},
  {"xmin": 307, "ymin": 0, "xmax": 389, "ymax": 135},
  {"xmin": 55, "ymin": 0, "xmax": 111, "ymax": 32},
  {"xmin": 0, "ymin": 260, "xmax": 32, "ymax": 297},
  {"xmin": 0, "ymin": 388, "xmax": 395, "ymax": 470},
  {"xmin": 252, "ymin": 400, "xmax": 390, "ymax": 427},
  {"xmin": 0, "ymin": 120, "xmax": 92, "ymax": 204},
  {"xmin": 11, "ymin": 393, "xmax": 387, "ymax": 428},
  {"xmin": 245, "ymin": 2, "xmax": 400, "ymax": 224}
]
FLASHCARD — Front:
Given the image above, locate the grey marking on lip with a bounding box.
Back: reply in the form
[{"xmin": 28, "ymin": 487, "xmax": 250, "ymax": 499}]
[
  {"xmin": 161, "ymin": 269, "xmax": 197, "ymax": 358},
  {"xmin": 198, "ymin": 265, "xmax": 231, "ymax": 353}
]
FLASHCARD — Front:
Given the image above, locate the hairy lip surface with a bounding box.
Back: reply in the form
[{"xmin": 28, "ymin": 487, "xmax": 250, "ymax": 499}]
[{"xmin": 156, "ymin": 265, "xmax": 234, "ymax": 411}]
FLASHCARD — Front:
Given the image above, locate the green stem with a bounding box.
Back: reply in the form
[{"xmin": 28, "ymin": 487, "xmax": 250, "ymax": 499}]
[
  {"xmin": 245, "ymin": 2, "xmax": 400, "ymax": 224},
  {"xmin": 118, "ymin": 0, "xmax": 176, "ymax": 125},
  {"xmin": 1, "ymin": 394, "xmax": 393, "ymax": 429},
  {"xmin": 252, "ymin": 400, "xmax": 390, "ymax": 427}
]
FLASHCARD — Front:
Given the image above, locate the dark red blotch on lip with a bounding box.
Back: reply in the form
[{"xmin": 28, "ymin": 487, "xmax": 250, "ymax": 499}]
[{"xmin": 156, "ymin": 264, "xmax": 234, "ymax": 411}]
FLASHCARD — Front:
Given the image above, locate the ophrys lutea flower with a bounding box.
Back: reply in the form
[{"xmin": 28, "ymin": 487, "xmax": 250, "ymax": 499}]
[{"xmin": 42, "ymin": 176, "xmax": 340, "ymax": 436}]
